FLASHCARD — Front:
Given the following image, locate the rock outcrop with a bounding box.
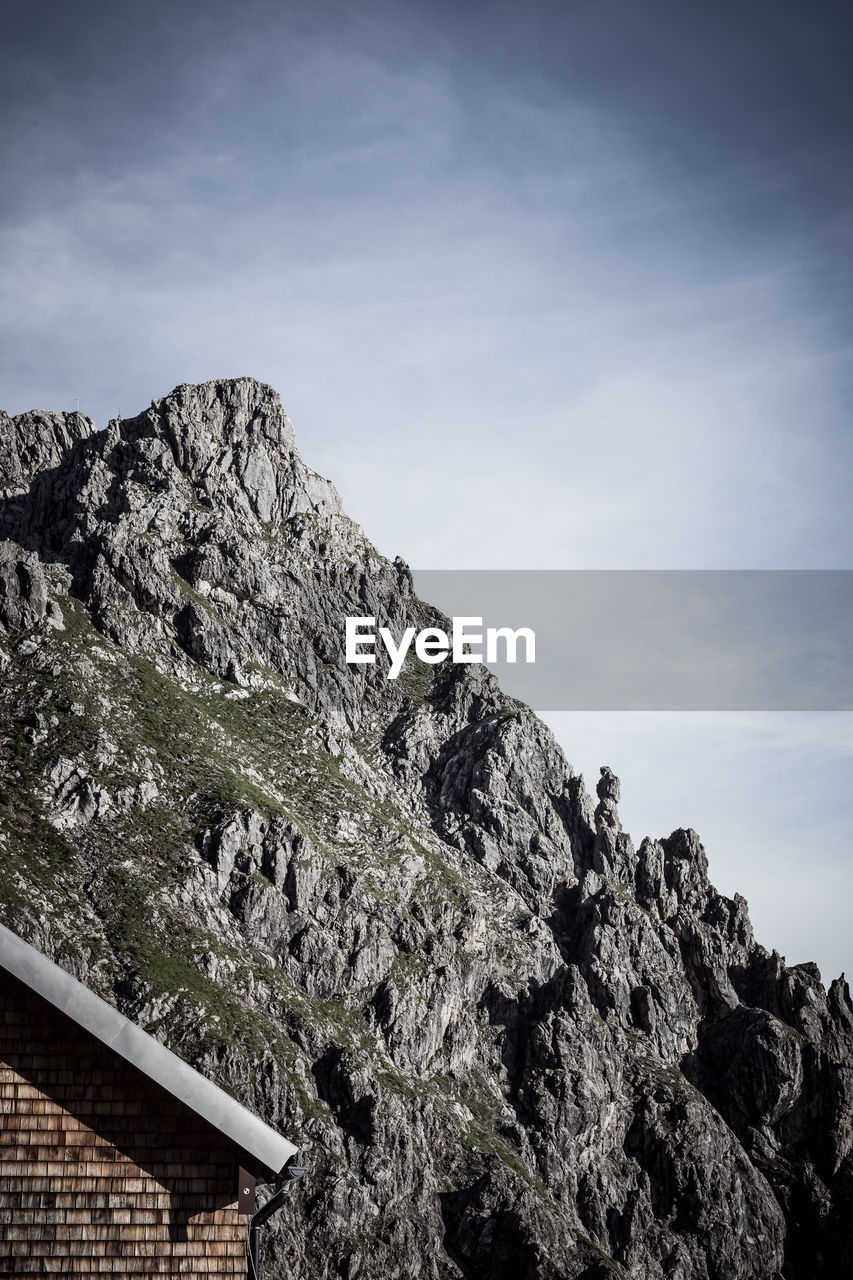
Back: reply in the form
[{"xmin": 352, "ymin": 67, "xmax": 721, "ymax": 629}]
[{"xmin": 1, "ymin": 378, "xmax": 851, "ymax": 1278}]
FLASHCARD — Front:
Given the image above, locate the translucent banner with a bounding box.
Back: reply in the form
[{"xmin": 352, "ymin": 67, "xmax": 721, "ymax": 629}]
[{"xmin": 410, "ymin": 571, "xmax": 853, "ymax": 711}]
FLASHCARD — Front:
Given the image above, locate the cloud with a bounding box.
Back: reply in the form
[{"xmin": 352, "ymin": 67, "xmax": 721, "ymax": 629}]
[{"xmin": 3, "ymin": 69, "xmax": 847, "ymax": 568}]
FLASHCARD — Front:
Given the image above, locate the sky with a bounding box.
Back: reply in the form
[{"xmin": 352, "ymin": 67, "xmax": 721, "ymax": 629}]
[{"xmin": 1, "ymin": 0, "xmax": 851, "ymax": 978}]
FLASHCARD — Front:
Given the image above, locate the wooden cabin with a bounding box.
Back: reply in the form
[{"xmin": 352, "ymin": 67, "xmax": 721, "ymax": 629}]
[{"xmin": 0, "ymin": 922, "xmax": 298, "ymax": 1276}]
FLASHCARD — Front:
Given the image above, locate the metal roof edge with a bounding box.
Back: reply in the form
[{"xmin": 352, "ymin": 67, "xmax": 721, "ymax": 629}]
[{"xmin": 0, "ymin": 922, "xmax": 297, "ymax": 1177}]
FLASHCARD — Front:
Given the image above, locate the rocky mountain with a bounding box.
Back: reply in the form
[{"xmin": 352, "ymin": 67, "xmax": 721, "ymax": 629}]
[{"xmin": 1, "ymin": 378, "xmax": 851, "ymax": 1279}]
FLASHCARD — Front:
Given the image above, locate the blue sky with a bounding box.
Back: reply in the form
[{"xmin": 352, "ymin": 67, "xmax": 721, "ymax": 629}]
[{"xmin": 2, "ymin": 0, "xmax": 852, "ymax": 977}]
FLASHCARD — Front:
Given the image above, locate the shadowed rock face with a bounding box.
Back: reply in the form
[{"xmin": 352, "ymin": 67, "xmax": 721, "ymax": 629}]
[{"xmin": 1, "ymin": 377, "xmax": 851, "ymax": 1278}]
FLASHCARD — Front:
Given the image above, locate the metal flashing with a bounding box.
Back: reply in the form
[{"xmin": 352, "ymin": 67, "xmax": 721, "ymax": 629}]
[{"xmin": 0, "ymin": 922, "xmax": 297, "ymax": 1177}]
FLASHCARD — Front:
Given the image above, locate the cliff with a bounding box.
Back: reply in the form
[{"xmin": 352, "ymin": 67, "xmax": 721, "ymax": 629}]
[{"xmin": 1, "ymin": 378, "xmax": 851, "ymax": 1278}]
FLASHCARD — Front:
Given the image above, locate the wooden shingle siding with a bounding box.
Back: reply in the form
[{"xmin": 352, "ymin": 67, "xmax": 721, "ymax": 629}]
[{"xmin": 0, "ymin": 977, "xmax": 251, "ymax": 1277}]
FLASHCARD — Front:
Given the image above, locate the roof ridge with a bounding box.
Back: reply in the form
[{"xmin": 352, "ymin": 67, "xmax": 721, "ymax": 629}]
[{"xmin": 0, "ymin": 922, "xmax": 297, "ymax": 1178}]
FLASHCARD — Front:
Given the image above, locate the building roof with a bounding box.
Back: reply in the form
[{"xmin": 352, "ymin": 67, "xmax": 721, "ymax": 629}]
[{"xmin": 0, "ymin": 922, "xmax": 298, "ymax": 1177}]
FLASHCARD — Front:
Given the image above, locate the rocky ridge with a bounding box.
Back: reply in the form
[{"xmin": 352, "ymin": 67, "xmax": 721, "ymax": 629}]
[{"xmin": 1, "ymin": 378, "xmax": 851, "ymax": 1278}]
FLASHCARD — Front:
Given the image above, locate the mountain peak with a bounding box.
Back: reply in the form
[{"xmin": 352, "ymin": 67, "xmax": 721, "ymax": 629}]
[
  {"xmin": 114, "ymin": 377, "xmax": 340, "ymax": 526},
  {"xmin": 1, "ymin": 380, "xmax": 851, "ymax": 1278}
]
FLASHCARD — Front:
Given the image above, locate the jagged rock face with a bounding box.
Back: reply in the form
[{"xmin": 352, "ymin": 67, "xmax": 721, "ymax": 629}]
[
  {"xmin": 0, "ymin": 409, "xmax": 97, "ymax": 496},
  {"xmin": 1, "ymin": 378, "xmax": 852, "ymax": 1279}
]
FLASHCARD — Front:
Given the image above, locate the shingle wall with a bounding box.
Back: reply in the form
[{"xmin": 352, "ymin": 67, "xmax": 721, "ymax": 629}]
[{"xmin": 0, "ymin": 973, "xmax": 253, "ymax": 1276}]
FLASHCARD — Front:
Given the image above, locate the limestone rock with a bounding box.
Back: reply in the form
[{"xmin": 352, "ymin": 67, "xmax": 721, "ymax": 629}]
[{"xmin": 0, "ymin": 378, "xmax": 851, "ymax": 1278}]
